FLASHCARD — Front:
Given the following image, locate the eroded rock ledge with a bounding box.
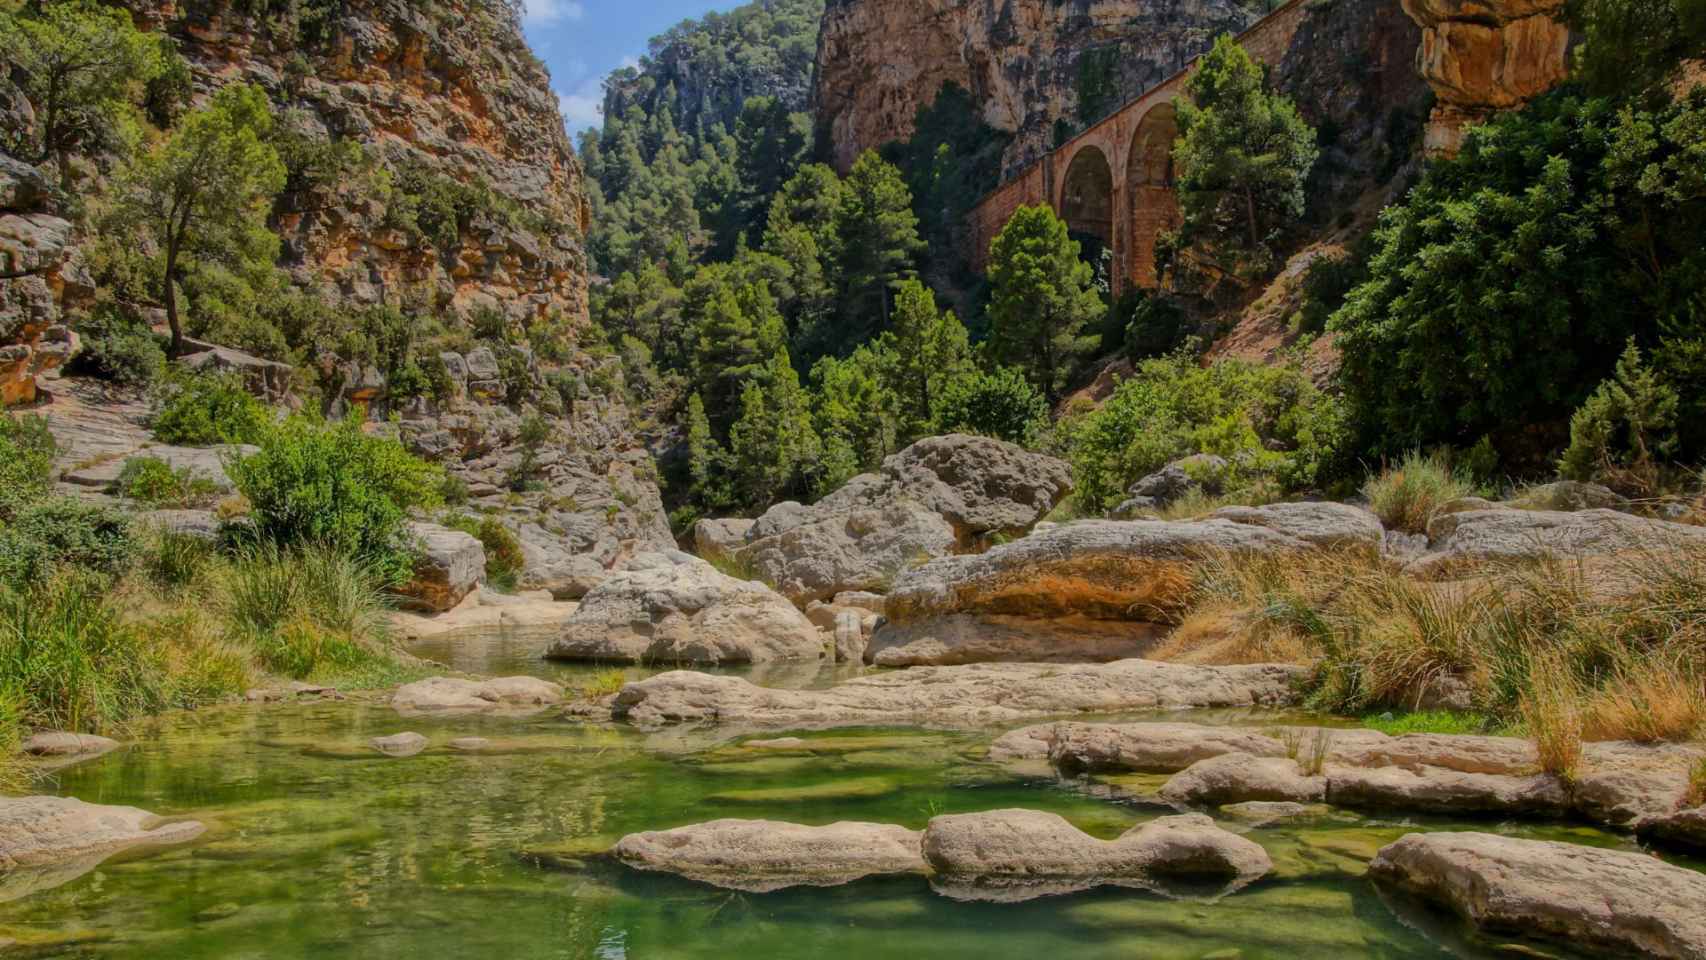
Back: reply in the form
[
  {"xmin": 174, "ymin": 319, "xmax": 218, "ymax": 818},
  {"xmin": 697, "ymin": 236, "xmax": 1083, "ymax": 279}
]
[
  {"xmin": 1370, "ymin": 831, "xmax": 1706, "ymax": 959},
  {"xmin": 991, "ymin": 721, "xmax": 1706, "ymax": 847},
  {"xmin": 0, "ymin": 797, "xmax": 204, "ymax": 902},
  {"xmin": 611, "ymin": 660, "xmax": 1306, "ymax": 730},
  {"xmin": 612, "ymin": 819, "xmax": 926, "ymax": 892}
]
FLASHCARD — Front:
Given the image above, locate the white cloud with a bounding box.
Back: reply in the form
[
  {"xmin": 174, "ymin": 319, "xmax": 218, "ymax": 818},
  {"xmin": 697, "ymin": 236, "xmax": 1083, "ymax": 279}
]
[
  {"xmin": 558, "ymin": 88, "xmax": 604, "ymax": 131},
  {"xmin": 523, "ymin": 0, "xmax": 584, "ymax": 25}
]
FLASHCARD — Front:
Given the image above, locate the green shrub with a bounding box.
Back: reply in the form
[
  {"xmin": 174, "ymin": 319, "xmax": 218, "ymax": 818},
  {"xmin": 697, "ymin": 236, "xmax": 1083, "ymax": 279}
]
[
  {"xmin": 1558, "ymin": 340, "xmax": 1679, "ymax": 494},
  {"xmin": 1362, "ymin": 451, "xmax": 1474, "ymax": 534},
  {"xmin": 228, "ymin": 415, "xmax": 442, "ymax": 584},
  {"xmin": 442, "ymin": 513, "xmax": 525, "ymax": 592},
  {"xmin": 141, "ymin": 530, "xmax": 216, "ymax": 593},
  {"xmin": 1117, "ymin": 290, "xmax": 1189, "ymax": 360},
  {"xmin": 0, "ymin": 499, "xmax": 136, "ymax": 587},
  {"xmin": 506, "ymin": 412, "xmax": 551, "ymax": 492},
  {"xmin": 1064, "ymin": 354, "xmax": 1347, "ymax": 514},
  {"xmin": 152, "ymin": 373, "xmax": 272, "ymax": 446},
  {"xmin": 113, "ymin": 456, "xmax": 220, "ymax": 507},
  {"xmin": 934, "ymin": 366, "xmax": 1050, "ymax": 447},
  {"xmin": 68, "ymin": 300, "xmax": 167, "ymax": 386},
  {"xmin": 0, "ymin": 414, "xmax": 55, "ymax": 521}
]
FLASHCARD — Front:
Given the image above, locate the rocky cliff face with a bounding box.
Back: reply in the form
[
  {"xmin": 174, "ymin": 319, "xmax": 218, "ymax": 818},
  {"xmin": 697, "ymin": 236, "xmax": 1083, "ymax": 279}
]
[
  {"xmin": 130, "ymin": 0, "xmax": 591, "ymax": 329},
  {"xmin": 1400, "ymin": 0, "xmax": 1570, "ymax": 155},
  {"xmin": 0, "ymin": 157, "xmax": 83, "ymax": 406},
  {"xmin": 813, "ymin": 0, "xmax": 1261, "ymax": 174}
]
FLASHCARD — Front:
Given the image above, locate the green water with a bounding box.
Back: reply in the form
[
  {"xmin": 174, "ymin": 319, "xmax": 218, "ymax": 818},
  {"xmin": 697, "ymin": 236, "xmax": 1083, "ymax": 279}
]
[{"xmin": 0, "ymin": 645, "xmax": 1687, "ymax": 958}]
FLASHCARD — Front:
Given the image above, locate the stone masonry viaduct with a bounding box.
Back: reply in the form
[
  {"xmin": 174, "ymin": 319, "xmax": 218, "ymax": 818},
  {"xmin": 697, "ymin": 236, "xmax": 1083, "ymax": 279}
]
[{"xmin": 967, "ymin": 0, "xmax": 1311, "ymax": 296}]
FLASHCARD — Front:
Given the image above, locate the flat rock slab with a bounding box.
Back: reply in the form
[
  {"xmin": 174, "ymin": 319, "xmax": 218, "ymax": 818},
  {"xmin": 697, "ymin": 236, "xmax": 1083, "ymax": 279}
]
[
  {"xmin": 922, "ymin": 810, "xmax": 1271, "ymax": 902},
  {"xmin": 612, "ymin": 659, "xmax": 1306, "ymax": 729},
  {"xmin": 1408, "ymin": 508, "xmax": 1706, "ymax": 580},
  {"xmin": 992, "ymin": 721, "xmax": 1705, "ymax": 846},
  {"xmin": 1369, "ymin": 831, "xmax": 1706, "ymax": 959},
  {"xmin": 391, "ymin": 676, "xmax": 564, "ymax": 715},
  {"xmin": 867, "ymin": 614, "xmax": 1166, "ymax": 667},
  {"xmin": 0, "ymin": 797, "xmax": 204, "ymax": 873},
  {"xmin": 612, "ymin": 819, "xmax": 926, "ymax": 892}
]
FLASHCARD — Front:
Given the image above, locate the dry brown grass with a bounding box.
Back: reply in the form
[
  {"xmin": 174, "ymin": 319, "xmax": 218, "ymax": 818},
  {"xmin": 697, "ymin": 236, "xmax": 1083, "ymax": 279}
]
[{"xmin": 1155, "ymin": 543, "xmax": 1706, "ymax": 753}]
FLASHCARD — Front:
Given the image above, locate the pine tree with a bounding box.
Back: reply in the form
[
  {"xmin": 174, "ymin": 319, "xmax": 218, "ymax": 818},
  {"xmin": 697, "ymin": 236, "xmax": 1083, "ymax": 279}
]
[
  {"xmin": 883, "ymin": 279, "xmax": 974, "ymax": 438},
  {"xmin": 986, "ymin": 205, "xmax": 1104, "ymax": 403},
  {"xmin": 685, "ymin": 392, "xmax": 730, "ymax": 509},
  {"xmin": 1172, "ymin": 34, "xmax": 1318, "ymax": 277},
  {"xmin": 729, "ymin": 345, "xmax": 821, "ymax": 506},
  {"xmin": 833, "ymin": 151, "xmax": 924, "ymax": 346}
]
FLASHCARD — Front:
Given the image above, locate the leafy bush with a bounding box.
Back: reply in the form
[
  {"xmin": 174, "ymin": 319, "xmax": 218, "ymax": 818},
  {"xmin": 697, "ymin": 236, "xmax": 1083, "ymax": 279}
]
[
  {"xmin": 1361, "ymin": 451, "xmax": 1474, "ymax": 534},
  {"xmin": 0, "ymin": 499, "xmax": 136, "ymax": 587},
  {"xmin": 152, "ymin": 372, "xmax": 272, "ymax": 446},
  {"xmin": 1063, "ymin": 354, "xmax": 1347, "ymax": 514},
  {"xmin": 934, "ymin": 366, "xmax": 1050, "ymax": 447},
  {"xmin": 0, "ymin": 414, "xmax": 55, "ymax": 521},
  {"xmin": 442, "ymin": 513, "xmax": 525, "ymax": 591},
  {"xmin": 228, "ymin": 415, "xmax": 442, "ymax": 584},
  {"xmin": 68, "ymin": 300, "xmax": 167, "ymax": 386},
  {"xmin": 1331, "ymin": 90, "xmax": 1706, "ymax": 463},
  {"xmin": 1117, "ymin": 290, "xmax": 1190, "ymax": 359},
  {"xmin": 113, "ymin": 456, "xmax": 220, "ymax": 507}
]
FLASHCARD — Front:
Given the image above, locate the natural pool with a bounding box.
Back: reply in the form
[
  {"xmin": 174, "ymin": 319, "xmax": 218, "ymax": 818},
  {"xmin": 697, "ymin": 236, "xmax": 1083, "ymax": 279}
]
[{"xmin": 4, "ymin": 636, "xmax": 1694, "ymax": 958}]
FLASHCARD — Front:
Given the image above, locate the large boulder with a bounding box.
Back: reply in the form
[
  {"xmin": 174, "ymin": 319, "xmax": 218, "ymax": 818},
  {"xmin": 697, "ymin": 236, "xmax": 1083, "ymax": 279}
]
[
  {"xmin": 734, "ymin": 435, "xmax": 1072, "ymax": 604},
  {"xmin": 692, "ymin": 517, "xmax": 754, "ymax": 564},
  {"xmin": 0, "ymin": 797, "xmax": 204, "ymax": 872},
  {"xmin": 20, "ymin": 733, "xmax": 120, "ymax": 759},
  {"xmin": 1368, "ymin": 832, "xmax": 1706, "ymax": 959},
  {"xmin": 612, "ymin": 819, "xmax": 926, "ymax": 892},
  {"xmin": 612, "ymin": 659, "xmax": 1305, "ymax": 729},
  {"xmin": 1159, "ymin": 755, "xmax": 1326, "ymax": 806},
  {"xmin": 1408, "ymin": 508, "xmax": 1706, "ymax": 579},
  {"xmin": 396, "ymin": 522, "xmax": 485, "ymax": 613},
  {"xmin": 1113, "ymin": 454, "xmax": 1229, "ymax": 516},
  {"xmin": 391, "ymin": 676, "xmax": 564, "ymax": 714},
  {"xmin": 921, "ymin": 809, "xmax": 1270, "ymax": 902},
  {"xmin": 870, "ymin": 510, "xmax": 1360, "ymax": 665},
  {"xmin": 546, "ymin": 552, "xmax": 822, "ymax": 664}
]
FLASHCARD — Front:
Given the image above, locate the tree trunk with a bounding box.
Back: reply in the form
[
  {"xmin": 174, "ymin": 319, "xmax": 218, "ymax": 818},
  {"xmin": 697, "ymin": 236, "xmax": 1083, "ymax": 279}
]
[
  {"xmin": 1244, "ymin": 188, "xmax": 1259, "ymax": 250},
  {"xmin": 164, "ymin": 236, "xmax": 184, "ymax": 358}
]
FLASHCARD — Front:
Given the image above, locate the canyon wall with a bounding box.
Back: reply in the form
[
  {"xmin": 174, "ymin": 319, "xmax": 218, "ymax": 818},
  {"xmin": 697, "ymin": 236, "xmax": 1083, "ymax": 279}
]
[
  {"xmin": 130, "ymin": 0, "xmax": 592, "ymax": 329},
  {"xmin": 1400, "ymin": 0, "xmax": 1571, "ymax": 154},
  {"xmin": 813, "ymin": 0, "xmax": 1264, "ymax": 175}
]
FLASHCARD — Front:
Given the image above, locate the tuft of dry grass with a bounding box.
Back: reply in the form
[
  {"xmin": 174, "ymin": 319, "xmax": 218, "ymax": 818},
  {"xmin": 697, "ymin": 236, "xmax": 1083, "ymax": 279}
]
[
  {"xmin": 1362, "ymin": 451, "xmax": 1474, "ymax": 534},
  {"xmin": 1522, "ymin": 653, "xmax": 1584, "ymax": 780}
]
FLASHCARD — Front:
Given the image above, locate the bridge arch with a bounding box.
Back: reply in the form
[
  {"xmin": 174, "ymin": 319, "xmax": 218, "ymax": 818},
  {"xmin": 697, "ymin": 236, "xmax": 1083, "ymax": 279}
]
[
  {"xmin": 1124, "ymin": 102, "xmax": 1183, "ymax": 290},
  {"xmin": 1059, "ymin": 145, "xmax": 1114, "ymax": 247}
]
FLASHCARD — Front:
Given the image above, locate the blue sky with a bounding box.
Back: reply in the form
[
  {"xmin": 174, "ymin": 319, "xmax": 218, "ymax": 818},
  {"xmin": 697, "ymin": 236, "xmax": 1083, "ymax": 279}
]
[{"xmin": 519, "ymin": 0, "xmax": 747, "ymax": 137}]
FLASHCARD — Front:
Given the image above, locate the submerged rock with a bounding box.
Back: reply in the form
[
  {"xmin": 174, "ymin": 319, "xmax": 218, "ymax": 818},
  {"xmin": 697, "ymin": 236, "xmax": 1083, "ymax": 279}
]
[
  {"xmin": 921, "ymin": 810, "xmax": 1271, "ymax": 902},
  {"xmin": 612, "ymin": 818, "xmax": 926, "ymax": 892},
  {"xmin": 546, "ymin": 551, "xmax": 822, "ymax": 664},
  {"xmin": 1368, "ymin": 832, "xmax": 1706, "ymax": 959},
  {"xmin": 370, "ymin": 733, "xmax": 429, "ymax": 758},
  {"xmin": 391, "ymin": 676, "xmax": 565, "ymax": 715},
  {"xmin": 20, "ymin": 732, "xmax": 119, "ymax": 759},
  {"xmin": 612, "ymin": 660, "xmax": 1305, "ymax": 729}
]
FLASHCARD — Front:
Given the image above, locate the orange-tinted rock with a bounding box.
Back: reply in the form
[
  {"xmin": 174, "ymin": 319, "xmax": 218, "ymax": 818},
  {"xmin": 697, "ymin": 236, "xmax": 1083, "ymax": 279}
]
[{"xmin": 1400, "ymin": 0, "xmax": 1570, "ymax": 155}]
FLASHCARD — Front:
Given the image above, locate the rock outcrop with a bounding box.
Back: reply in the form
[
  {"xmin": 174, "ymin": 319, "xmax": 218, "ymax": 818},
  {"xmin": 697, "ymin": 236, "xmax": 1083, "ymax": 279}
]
[
  {"xmin": 131, "ymin": 0, "xmax": 592, "ymax": 327},
  {"xmin": 391, "ymin": 676, "xmax": 564, "ymax": 714},
  {"xmin": 1407, "ymin": 508, "xmax": 1706, "ymax": 580},
  {"xmin": 612, "ymin": 659, "xmax": 1305, "ymax": 729},
  {"xmin": 1400, "ymin": 0, "xmax": 1570, "ymax": 155},
  {"xmin": 612, "ymin": 819, "xmax": 927, "ymax": 892},
  {"xmin": 0, "ymin": 153, "xmax": 82, "ymax": 405},
  {"xmin": 734, "ymin": 435, "xmax": 1071, "ymax": 605},
  {"xmin": 813, "ymin": 0, "xmax": 1260, "ymax": 173},
  {"xmin": 1369, "ymin": 831, "xmax": 1706, "ymax": 959},
  {"xmin": 870, "ymin": 506, "xmax": 1380, "ymax": 665},
  {"xmin": 546, "ymin": 552, "xmax": 822, "ymax": 665},
  {"xmin": 921, "ymin": 809, "xmax": 1271, "ymax": 902},
  {"xmin": 396, "ymin": 522, "xmax": 486, "ymax": 613}
]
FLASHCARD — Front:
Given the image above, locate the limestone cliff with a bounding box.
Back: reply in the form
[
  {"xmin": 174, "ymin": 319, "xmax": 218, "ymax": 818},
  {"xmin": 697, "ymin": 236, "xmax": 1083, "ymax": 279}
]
[
  {"xmin": 130, "ymin": 0, "xmax": 591, "ymax": 329},
  {"xmin": 1400, "ymin": 0, "xmax": 1570, "ymax": 154},
  {"xmin": 813, "ymin": 0, "xmax": 1262, "ymax": 174}
]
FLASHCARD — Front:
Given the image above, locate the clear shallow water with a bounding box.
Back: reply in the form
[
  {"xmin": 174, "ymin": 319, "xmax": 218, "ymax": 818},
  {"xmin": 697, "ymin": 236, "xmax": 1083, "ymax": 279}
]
[{"xmin": 3, "ymin": 659, "xmax": 1694, "ymax": 958}]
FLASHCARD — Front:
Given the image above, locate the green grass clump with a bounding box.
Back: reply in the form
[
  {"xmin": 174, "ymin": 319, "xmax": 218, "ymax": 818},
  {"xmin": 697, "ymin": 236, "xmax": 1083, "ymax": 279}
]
[
  {"xmin": 151, "ymin": 372, "xmax": 272, "ymax": 446},
  {"xmin": 220, "ymin": 545, "xmax": 395, "ymax": 681},
  {"xmin": 1361, "ymin": 450, "xmax": 1473, "ymax": 534},
  {"xmin": 1359, "ymin": 710, "xmax": 1495, "ymax": 736}
]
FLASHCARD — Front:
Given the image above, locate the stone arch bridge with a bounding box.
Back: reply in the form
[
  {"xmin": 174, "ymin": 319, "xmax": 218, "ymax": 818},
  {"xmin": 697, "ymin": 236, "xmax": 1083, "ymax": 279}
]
[{"xmin": 967, "ymin": 0, "xmax": 1310, "ymax": 295}]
